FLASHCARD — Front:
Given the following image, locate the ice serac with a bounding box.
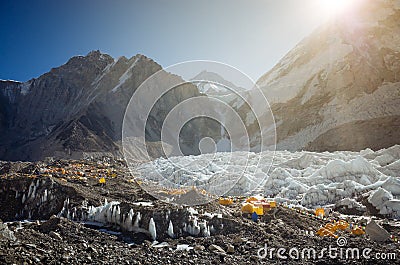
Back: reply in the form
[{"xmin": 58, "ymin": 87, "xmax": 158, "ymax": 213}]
[
  {"xmin": 149, "ymin": 218, "xmax": 157, "ymax": 241},
  {"xmin": 0, "ymin": 51, "xmax": 221, "ymax": 161},
  {"xmin": 256, "ymin": 0, "xmax": 400, "ymax": 152},
  {"xmin": 142, "ymin": 145, "xmax": 400, "ymax": 218}
]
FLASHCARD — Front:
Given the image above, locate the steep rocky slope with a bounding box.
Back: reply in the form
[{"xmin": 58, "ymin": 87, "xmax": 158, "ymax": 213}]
[
  {"xmin": 0, "ymin": 51, "xmax": 220, "ymax": 161},
  {"xmin": 257, "ymin": 0, "xmax": 400, "ymax": 151}
]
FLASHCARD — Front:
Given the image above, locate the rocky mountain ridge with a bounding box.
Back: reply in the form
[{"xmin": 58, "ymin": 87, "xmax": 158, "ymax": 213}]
[
  {"xmin": 256, "ymin": 0, "xmax": 400, "ymax": 151},
  {"xmin": 0, "ymin": 51, "xmax": 220, "ymax": 161}
]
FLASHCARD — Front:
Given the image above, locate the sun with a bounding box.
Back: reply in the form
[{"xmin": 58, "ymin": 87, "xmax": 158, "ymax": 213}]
[{"xmin": 319, "ymin": 0, "xmax": 358, "ymax": 16}]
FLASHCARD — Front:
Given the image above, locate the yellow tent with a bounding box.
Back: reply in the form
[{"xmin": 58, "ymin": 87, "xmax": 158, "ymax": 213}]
[
  {"xmin": 219, "ymin": 198, "xmax": 233, "ymax": 206},
  {"xmin": 241, "ymin": 203, "xmax": 254, "ymax": 214}
]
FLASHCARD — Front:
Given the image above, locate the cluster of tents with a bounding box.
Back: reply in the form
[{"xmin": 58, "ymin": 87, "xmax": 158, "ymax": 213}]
[{"xmin": 219, "ymin": 195, "xmax": 277, "ymax": 220}]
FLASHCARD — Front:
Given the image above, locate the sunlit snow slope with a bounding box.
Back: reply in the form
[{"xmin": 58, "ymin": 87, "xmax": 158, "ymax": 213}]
[{"xmin": 256, "ymin": 0, "xmax": 400, "ymax": 151}]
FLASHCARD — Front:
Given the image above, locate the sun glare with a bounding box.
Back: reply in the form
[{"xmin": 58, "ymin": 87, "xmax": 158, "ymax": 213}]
[{"xmin": 319, "ymin": 0, "xmax": 358, "ymax": 16}]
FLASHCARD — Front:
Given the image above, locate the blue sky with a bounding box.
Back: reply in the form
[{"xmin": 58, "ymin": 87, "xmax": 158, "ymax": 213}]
[{"xmin": 0, "ymin": 0, "xmax": 327, "ymax": 82}]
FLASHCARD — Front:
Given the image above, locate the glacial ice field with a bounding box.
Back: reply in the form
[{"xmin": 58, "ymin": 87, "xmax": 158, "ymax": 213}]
[{"xmin": 137, "ymin": 145, "xmax": 400, "ymax": 218}]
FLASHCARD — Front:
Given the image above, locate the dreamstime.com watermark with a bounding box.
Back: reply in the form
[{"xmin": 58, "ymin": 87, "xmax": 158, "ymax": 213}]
[
  {"xmin": 257, "ymin": 237, "xmax": 397, "ymax": 261},
  {"xmin": 122, "ymin": 60, "xmax": 277, "ymax": 206}
]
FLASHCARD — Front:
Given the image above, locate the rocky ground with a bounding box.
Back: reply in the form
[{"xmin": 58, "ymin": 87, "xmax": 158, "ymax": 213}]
[{"xmin": 0, "ymin": 159, "xmax": 399, "ymax": 264}]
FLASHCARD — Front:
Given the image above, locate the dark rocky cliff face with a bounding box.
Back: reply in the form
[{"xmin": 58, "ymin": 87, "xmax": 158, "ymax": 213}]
[{"xmin": 0, "ymin": 51, "xmax": 220, "ymax": 161}]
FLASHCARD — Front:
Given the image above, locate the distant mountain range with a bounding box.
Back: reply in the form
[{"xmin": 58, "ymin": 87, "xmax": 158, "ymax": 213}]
[
  {"xmin": 191, "ymin": 70, "xmax": 248, "ymax": 96},
  {"xmin": 1, "ymin": 0, "xmax": 399, "ymax": 161}
]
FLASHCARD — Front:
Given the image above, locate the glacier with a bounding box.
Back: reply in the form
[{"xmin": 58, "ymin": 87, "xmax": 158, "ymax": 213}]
[{"xmin": 138, "ymin": 145, "xmax": 400, "ymax": 218}]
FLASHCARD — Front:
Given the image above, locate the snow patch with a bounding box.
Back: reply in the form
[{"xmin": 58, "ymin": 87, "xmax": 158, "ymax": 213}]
[
  {"xmin": 19, "ymin": 82, "xmax": 31, "ymax": 95},
  {"xmin": 111, "ymin": 57, "xmax": 140, "ymax": 93}
]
